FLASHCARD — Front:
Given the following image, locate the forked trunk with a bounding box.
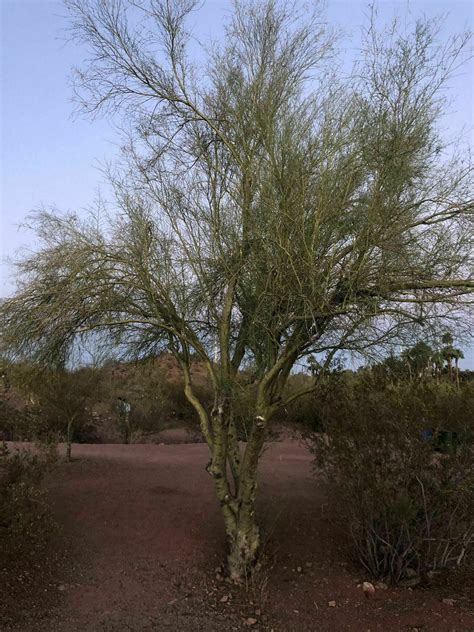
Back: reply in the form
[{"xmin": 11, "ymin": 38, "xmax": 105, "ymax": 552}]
[
  {"xmin": 221, "ymin": 412, "xmax": 267, "ymax": 581},
  {"xmin": 182, "ymin": 367, "xmax": 271, "ymax": 582}
]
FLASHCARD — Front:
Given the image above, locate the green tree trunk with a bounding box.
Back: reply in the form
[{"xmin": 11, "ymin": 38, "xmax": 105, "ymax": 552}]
[
  {"xmin": 216, "ymin": 409, "xmax": 267, "ymax": 581},
  {"xmin": 181, "ymin": 358, "xmax": 273, "ymax": 581},
  {"xmin": 66, "ymin": 418, "xmax": 74, "ymax": 462},
  {"xmin": 226, "ymin": 509, "xmax": 261, "ymax": 581},
  {"xmin": 447, "ymin": 357, "xmax": 453, "ymax": 381},
  {"xmin": 124, "ymin": 411, "xmax": 130, "ymax": 444}
]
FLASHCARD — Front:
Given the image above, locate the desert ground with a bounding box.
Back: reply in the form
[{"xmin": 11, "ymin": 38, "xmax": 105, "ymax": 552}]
[{"xmin": 1, "ymin": 439, "xmax": 473, "ymax": 632}]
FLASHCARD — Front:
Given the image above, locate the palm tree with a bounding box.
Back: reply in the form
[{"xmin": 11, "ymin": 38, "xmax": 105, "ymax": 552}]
[
  {"xmin": 431, "ymin": 350, "xmax": 444, "ymax": 382},
  {"xmin": 441, "ymin": 332, "xmax": 455, "ymax": 382},
  {"xmin": 451, "ymin": 348, "xmax": 464, "ymax": 387},
  {"xmin": 402, "ymin": 342, "xmax": 433, "ymax": 381},
  {"xmin": 441, "ymin": 332, "xmax": 454, "ymax": 346},
  {"xmin": 442, "ymin": 346, "xmax": 455, "ymax": 381}
]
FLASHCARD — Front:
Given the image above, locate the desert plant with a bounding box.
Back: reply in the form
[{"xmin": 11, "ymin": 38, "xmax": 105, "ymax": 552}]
[
  {"xmin": 309, "ymin": 378, "xmax": 474, "ymax": 584},
  {"xmin": 20, "ymin": 367, "xmax": 102, "ymax": 460},
  {"xmin": 1, "ymin": 0, "xmax": 473, "ymax": 579},
  {"xmin": 105, "ymin": 357, "xmax": 213, "ymax": 439},
  {"xmin": 0, "ymin": 444, "xmax": 56, "ymax": 561}
]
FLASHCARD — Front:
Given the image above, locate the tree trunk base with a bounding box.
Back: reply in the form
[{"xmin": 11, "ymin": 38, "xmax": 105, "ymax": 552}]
[{"xmin": 226, "ymin": 522, "xmax": 260, "ymax": 582}]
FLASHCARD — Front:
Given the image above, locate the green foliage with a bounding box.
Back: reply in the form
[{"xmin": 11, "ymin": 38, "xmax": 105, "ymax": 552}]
[
  {"xmin": 371, "ymin": 332, "xmax": 467, "ymax": 386},
  {"xmin": 23, "ymin": 367, "xmax": 101, "ymax": 446},
  {"xmin": 0, "ymin": 400, "xmax": 25, "ymax": 441},
  {"xmin": 104, "ymin": 359, "xmax": 213, "ymax": 440},
  {"xmin": 0, "ymin": 363, "xmax": 106, "ymax": 457},
  {"xmin": 0, "ymin": 444, "xmax": 57, "ymax": 562},
  {"xmin": 309, "ymin": 377, "xmax": 474, "ymax": 584},
  {"xmin": 279, "ymin": 373, "xmax": 327, "ymax": 431}
]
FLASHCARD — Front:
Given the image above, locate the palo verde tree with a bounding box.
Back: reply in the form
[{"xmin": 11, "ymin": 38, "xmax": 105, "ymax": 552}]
[
  {"xmin": 15, "ymin": 367, "xmax": 101, "ymax": 460},
  {"xmin": 1, "ymin": 0, "xmax": 473, "ymax": 579}
]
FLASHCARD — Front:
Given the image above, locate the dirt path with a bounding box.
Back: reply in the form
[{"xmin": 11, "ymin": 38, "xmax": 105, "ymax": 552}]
[{"xmin": 3, "ymin": 441, "xmax": 474, "ymax": 631}]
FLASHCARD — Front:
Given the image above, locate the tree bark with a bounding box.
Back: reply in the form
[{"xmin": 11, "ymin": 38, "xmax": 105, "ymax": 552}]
[
  {"xmin": 226, "ymin": 509, "xmax": 260, "ymax": 581},
  {"xmin": 66, "ymin": 419, "xmax": 73, "ymax": 461},
  {"xmin": 447, "ymin": 357, "xmax": 453, "ymax": 382},
  {"xmin": 124, "ymin": 411, "xmax": 130, "ymax": 444},
  {"xmin": 180, "ymin": 357, "xmax": 270, "ymax": 581},
  {"xmin": 225, "ymin": 412, "xmax": 267, "ymax": 581}
]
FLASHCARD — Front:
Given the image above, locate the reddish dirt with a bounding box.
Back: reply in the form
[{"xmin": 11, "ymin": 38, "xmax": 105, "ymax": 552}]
[{"xmin": 2, "ymin": 440, "xmax": 473, "ymax": 631}]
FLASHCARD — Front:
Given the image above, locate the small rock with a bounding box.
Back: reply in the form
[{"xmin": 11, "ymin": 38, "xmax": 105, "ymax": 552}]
[
  {"xmin": 399, "ymin": 576, "xmax": 421, "ymax": 588},
  {"xmin": 245, "ymin": 617, "xmax": 258, "ymax": 626},
  {"xmin": 328, "ymin": 600, "xmax": 336, "ymax": 607},
  {"xmin": 255, "ymin": 609, "xmax": 261, "ymax": 616},
  {"xmin": 362, "ymin": 582, "xmax": 376, "ymax": 597},
  {"xmin": 375, "ymin": 581, "xmax": 388, "ymax": 590},
  {"xmin": 305, "ymin": 562, "xmax": 313, "ymax": 568},
  {"xmin": 220, "ymin": 595, "xmax": 229, "ymax": 603},
  {"xmin": 442, "ymin": 598, "xmax": 456, "ymax": 606},
  {"xmin": 58, "ymin": 585, "xmax": 66, "ymax": 592},
  {"xmin": 297, "ymin": 566, "xmax": 302, "ymax": 573}
]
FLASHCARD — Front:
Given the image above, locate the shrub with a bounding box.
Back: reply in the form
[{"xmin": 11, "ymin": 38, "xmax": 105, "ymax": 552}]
[
  {"xmin": 0, "ymin": 444, "xmax": 56, "ymax": 558},
  {"xmin": 105, "ymin": 360, "xmax": 214, "ymax": 440},
  {"xmin": 309, "ymin": 378, "xmax": 474, "ymax": 584},
  {"xmin": 281, "ymin": 373, "xmax": 329, "ymax": 431}
]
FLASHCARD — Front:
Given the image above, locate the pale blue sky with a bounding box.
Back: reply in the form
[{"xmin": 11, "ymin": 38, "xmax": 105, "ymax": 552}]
[{"xmin": 1, "ymin": 0, "xmax": 473, "ymax": 365}]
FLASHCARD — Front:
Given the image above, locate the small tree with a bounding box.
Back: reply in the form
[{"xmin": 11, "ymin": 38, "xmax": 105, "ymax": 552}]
[
  {"xmin": 22, "ymin": 368, "xmax": 100, "ymax": 461},
  {"xmin": 401, "ymin": 341, "xmax": 434, "ymax": 381},
  {"xmin": 116, "ymin": 397, "xmax": 132, "ymax": 443},
  {"xmin": 440, "ymin": 332, "xmax": 465, "ymax": 385},
  {"xmin": 451, "ymin": 348, "xmax": 465, "ymax": 387},
  {"xmin": 1, "ymin": 1, "xmax": 473, "ymax": 579}
]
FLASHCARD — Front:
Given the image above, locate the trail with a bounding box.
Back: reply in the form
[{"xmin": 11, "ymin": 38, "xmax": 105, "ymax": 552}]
[{"xmin": 4, "ymin": 441, "xmax": 473, "ymax": 631}]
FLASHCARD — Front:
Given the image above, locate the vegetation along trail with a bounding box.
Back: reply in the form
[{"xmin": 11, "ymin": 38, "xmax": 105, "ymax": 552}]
[{"xmin": 3, "ymin": 440, "xmax": 472, "ymax": 632}]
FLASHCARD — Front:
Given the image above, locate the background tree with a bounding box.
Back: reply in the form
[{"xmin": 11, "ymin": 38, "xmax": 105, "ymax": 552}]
[
  {"xmin": 440, "ymin": 332, "xmax": 465, "ymax": 384},
  {"xmin": 431, "ymin": 349, "xmax": 445, "ymax": 382},
  {"xmin": 23, "ymin": 368, "xmax": 102, "ymax": 461},
  {"xmin": 451, "ymin": 347, "xmax": 465, "ymax": 387},
  {"xmin": 401, "ymin": 341, "xmax": 434, "ymax": 382},
  {"xmin": 1, "ymin": 0, "xmax": 473, "ymax": 579},
  {"xmin": 442, "ymin": 332, "xmax": 455, "ymax": 381}
]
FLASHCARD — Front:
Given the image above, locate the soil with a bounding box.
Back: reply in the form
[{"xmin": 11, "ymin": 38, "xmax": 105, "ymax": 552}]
[{"xmin": 1, "ymin": 440, "xmax": 473, "ymax": 631}]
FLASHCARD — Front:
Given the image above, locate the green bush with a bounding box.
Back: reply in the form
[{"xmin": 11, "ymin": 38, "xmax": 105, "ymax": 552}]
[
  {"xmin": 309, "ymin": 378, "xmax": 474, "ymax": 584},
  {"xmin": 105, "ymin": 359, "xmax": 214, "ymax": 440},
  {"xmin": 0, "ymin": 444, "xmax": 56, "ymax": 557}
]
